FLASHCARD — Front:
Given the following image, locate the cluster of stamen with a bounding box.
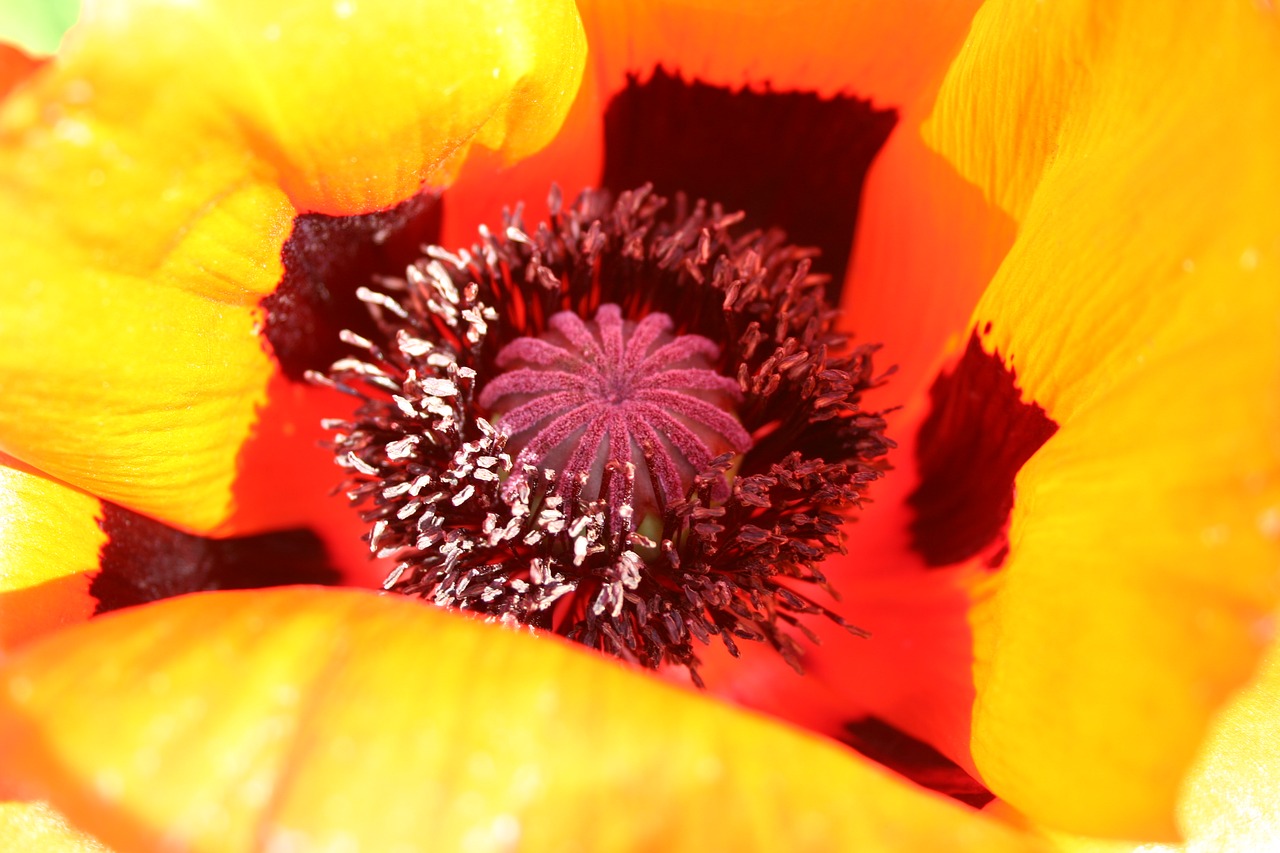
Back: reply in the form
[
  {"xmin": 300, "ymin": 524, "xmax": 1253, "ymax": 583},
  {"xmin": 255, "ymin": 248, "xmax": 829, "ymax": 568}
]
[{"xmin": 312, "ymin": 185, "xmax": 892, "ymax": 681}]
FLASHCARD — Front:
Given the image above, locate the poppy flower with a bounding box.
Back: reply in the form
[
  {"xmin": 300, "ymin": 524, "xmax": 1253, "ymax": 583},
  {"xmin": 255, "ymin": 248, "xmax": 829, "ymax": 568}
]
[{"xmin": 1, "ymin": 0, "xmax": 1278, "ymax": 850}]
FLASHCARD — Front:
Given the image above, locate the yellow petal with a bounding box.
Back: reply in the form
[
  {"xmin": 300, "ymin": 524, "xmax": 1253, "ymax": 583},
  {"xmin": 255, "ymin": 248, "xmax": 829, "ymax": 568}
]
[
  {"xmin": 0, "ymin": 588, "xmax": 1044, "ymax": 853},
  {"xmin": 0, "ymin": 454, "xmax": 102, "ymax": 650},
  {"xmin": 57, "ymin": 0, "xmax": 587, "ymax": 217},
  {"xmin": 1167, "ymin": 632, "xmax": 1280, "ymax": 851},
  {"xmin": 0, "ymin": 0, "xmax": 585, "ymax": 533},
  {"xmin": 921, "ymin": 0, "xmax": 1280, "ymax": 837},
  {"xmin": 1047, "ymin": 625, "xmax": 1280, "ymax": 852}
]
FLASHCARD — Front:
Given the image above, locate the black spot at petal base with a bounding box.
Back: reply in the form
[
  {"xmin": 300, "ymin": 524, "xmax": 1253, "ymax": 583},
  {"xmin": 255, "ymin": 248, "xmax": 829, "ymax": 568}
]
[
  {"xmin": 842, "ymin": 717, "xmax": 995, "ymax": 808},
  {"xmin": 603, "ymin": 66, "xmax": 897, "ymax": 299},
  {"xmin": 909, "ymin": 332, "xmax": 1059, "ymax": 567},
  {"xmin": 91, "ymin": 505, "xmax": 341, "ymax": 615},
  {"xmin": 263, "ymin": 190, "xmax": 444, "ymax": 381}
]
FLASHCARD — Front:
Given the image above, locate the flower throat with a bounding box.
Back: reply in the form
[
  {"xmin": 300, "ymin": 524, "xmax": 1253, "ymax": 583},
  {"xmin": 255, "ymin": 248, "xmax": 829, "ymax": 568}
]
[{"xmin": 312, "ymin": 185, "xmax": 892, "ymax": 683}]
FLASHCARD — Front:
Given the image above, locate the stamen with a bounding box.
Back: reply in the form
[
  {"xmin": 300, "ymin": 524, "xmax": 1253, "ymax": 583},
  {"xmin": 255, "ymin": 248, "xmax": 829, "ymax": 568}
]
[{"xmin": 315, "ymin": 185, "xmax": 893, "ymax": 680}]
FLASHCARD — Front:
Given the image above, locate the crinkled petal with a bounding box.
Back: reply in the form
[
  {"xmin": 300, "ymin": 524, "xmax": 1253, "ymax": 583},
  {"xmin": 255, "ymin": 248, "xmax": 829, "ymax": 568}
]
[
  {"xmin": 0, "ymin": 587, "xmax": 1044, "ymax": 853},
  {"xmin": 920, "ymin": 0, "xmax": 1280, "ymax": 837},
  {"xmin": 0, "ymin": 0, "xmax": 585, "ymax": 533}
]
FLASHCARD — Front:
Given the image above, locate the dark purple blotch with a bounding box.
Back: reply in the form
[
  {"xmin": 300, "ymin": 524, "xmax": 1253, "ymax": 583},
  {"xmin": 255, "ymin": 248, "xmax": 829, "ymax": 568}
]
[{"xmin": 90, "ymin": 505, "xmax": 340, "ymax": 615}]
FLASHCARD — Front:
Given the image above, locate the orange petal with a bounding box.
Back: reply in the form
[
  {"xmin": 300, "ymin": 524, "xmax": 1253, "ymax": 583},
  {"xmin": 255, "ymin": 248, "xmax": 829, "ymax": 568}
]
[
  {"xmin": 846, "ymin": 123, "xmax": 1016, "ymax": 414},
  {"xmin": 578, "ymin": 1, "xmax": 991, "ymax": 346},
  {"xmin": 0, "ymin": 0, "xmax": 584, "ymax": 533},
  {"xmin": 0, "ymin": 454, "xmax": 102, "ymax": 650},
  {"xmin": 0, "ymin": 588, "xmax": 1044, "ymax": 853},
  {"xmin": 0, "ymin": 801, "xmax": 109, "ymax": 853},
  {"xmin": 918, "ymin": 0, "xmax": 1280, "ymax": 837},
  {"xmin": 576, "ymin": 0, "xmax": 982, "ymax": 105},
  {"xmin": 446, "ymin": 2, "xmax": 1001, "ymax": 398},
  {"xmin": 0, "ymin": 43, "xmax": 43, "ymax": 98},
  {"xmin": 222, "ymin": 374, "xmax": 390, "ymax": 583}
]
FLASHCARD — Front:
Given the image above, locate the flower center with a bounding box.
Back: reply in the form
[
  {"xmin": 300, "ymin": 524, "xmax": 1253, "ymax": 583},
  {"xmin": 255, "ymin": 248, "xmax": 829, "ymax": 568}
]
[
  {"xmin": 478, "ymin": 304, "xmax": 752, "ymax": 518},
  {"xmin": 312, "ymin": 185, "xmax": 892, "ymax": 682}
]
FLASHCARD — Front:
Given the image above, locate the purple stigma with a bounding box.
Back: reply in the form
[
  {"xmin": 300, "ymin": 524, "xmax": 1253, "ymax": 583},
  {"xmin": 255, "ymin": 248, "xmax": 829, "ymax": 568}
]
[{"xmin": 478, "ymin": 303, "xmax": 753, "ymax": 511}]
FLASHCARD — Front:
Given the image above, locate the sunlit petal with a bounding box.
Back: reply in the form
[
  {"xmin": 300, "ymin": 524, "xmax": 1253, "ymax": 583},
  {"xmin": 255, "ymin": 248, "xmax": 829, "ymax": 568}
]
[
  {"xmin": 921, "ymin": 0, "xmax": 1280, "ymax": 836},
  {"xmin": 0, "ymin": 588, "xmax": 1045, "ymax": 852},
  {"xmin": 0, "ymin": 0, "xmax": 585, "ymax": 532}
]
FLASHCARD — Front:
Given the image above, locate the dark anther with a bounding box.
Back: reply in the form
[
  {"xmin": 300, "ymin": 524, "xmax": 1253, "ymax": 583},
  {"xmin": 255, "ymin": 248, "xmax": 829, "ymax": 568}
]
[{"xmin": 312, "ymin": 185, "xmax": 893, "ymax": 680}]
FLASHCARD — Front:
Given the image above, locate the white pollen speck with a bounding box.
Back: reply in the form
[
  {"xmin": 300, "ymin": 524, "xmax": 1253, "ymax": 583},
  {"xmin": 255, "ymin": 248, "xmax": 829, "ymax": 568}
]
[
  {"xmin": 397, "ymin": 332, "xmax": 433, "ymax": 357},
  {"xmin": 370, "ymin": 519, "xmax": 388, "ymax": 550},
  {"xmin": 492, "ymin": 67, "xmax": 501, "ymax": 78},
  {"xmin": 263, "ymin": 22, "xmax": 281, "ymax": 40},
  {"xmin": 383, "ymin": 482, "xmax": 412, "ymax": 499},
  {"xmin": 339, "ymin": 329, "xmax": 374, "ymax": 350},
  {"xmin": 334, "ymin": 0, "xmax": 355, "ymax": 17},
  {"xmin": 393, "ymin": 395, "xmax": 418, "ymax": 417},
  {"xmin": 386, "ymin": 435, "xmax": 420, "ymax": 460},
  {"xmin": 420, "ymin": 377, "xmax": 457, "ymax": 397},
  {"xmin": 357, "ymin": 286, "xmax": 408, "ymax": 317},
  {"xmin": 384, "ymin": 564, "xmax": 408, "ymax": 588},
  {"xmin": 1241, "ymin": 247, "xmax": 1260, "ymax": 271}
]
